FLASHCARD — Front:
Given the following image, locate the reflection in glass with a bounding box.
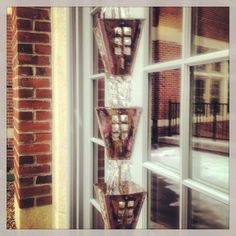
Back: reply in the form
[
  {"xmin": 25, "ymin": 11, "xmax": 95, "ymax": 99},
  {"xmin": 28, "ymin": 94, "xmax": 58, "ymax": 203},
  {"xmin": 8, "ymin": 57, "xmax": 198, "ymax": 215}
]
[
  {"xmin": 188, "ymin": 190, "xmax": 229, "ymax": 229},
  {"xmin": 148, "ymin": 172, "xmax": 179, "ymax": 229},
  {"xmin": 149, "ymin": 69, "xmax": 181, "ymax": 171},
  {"xmin": 93, "ymin": 144, "xmax": 105, "ymax": 187},
  {"xmin": 93, "ymin": 79, "xmax": 105, "ymax": 139},
  {"xmin": 191, "ymin": 61, "xmax": 229, "ymax": 192},
  {"xmin": 93, "ymin": 207, "xmax": 104, "ymax": 229},
  {"xmin": 150, "ymin": 7, "xmax": 182, "ymax": 63},
  {"xmin": 191, "ymin": 7, "xmax": 229, "ymax": 55}
]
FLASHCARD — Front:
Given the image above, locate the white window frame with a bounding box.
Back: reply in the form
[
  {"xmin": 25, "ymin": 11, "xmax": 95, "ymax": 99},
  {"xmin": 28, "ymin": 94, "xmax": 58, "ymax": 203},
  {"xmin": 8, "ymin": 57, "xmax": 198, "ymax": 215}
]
[{"xmin": 143, "ymin": 7, "xmax": 229, "ymax": 229}]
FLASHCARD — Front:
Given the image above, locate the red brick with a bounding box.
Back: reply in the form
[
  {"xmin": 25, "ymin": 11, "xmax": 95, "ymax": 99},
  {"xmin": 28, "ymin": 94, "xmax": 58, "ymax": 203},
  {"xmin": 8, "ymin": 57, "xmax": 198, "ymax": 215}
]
[
  {"xmin": 36, "ymin": 175, "xmax": 52, "ymax": 184},
  {"xmin": 18, "ymin": 143, "xmax": 50, "ymax": 154},
  {"xmin": 35, "ymin": 44, "xmax": 51, "ymax": 55},
  {"xmin": 19, "ymin": 177, "xmax": 34, "ymax": 187},
  {"xmin": 17, "ymin": 78, "xmax": 50, "ymax": 88},
  {"xmin": 18, "ymin": 55, "xmax": 50, "ymax": 65},
  {"xmin": 36, "ymin": 155, "xmax": 51, "ymax": 164},
  {"xmin": 16, "ymin": 7, "xmax": 50, "ymax": 20},
  {"xmin": 36, "ymin": 89, "xmax": 52, "ymax": 98},
  {"xmin": 35, "ymin": 21, "xmax": 51, "ymax": 32},
  {"xmin": 19, "ymin": 185, "xmax": 51, "ymax": 198},
  {"xmin": 19, "ymin": 164, "xmax": 50, "ymax": 176},
  {"xmin": 16, "ymin": 121, "xmax": 51, "ymax": 132},
  {"xmin": 17, "ymin": 19, "xmax": 32, "ymax": 31},
  {"xmin": 36, "ymin": 111, "xmax": 52, "ymax": 120},
  {"xmin": 15, "ymin": 132, "xmax": 34, "ymax": 143},
  {"xmin": 14, "ymin": 111, "xmax": 33, "ymax": 121},
  {"xmin": 36, "ymin": 196, "xmax": 52, "ymax": 206},
  {"xmin": 18, "ymin": 100, "xmax": 51, "ymax": 110},
  {"xmin": 17, "ymin": 67, "xmax": 33, "ymax": 76},
  {"xmin": 35, "ymin": 133, "xmax": 51, "ymax": 142},
  {"xmin": 36, "ymin": 67, "xmax": 51, "ymax": 76},
  {"xmin": 18, "ymin": 198, "xmax": 35, "ymax": 209},
  {"xmin": 13, "ymin": 88, "xmax": 33, "ymax": 98},
  {"xmin": 18, "ymin": 155, "xmax": 34, "ymax": 165},
  {"xmin": 18, "ymin": 44, "xmax": 33, "ymax": 54},
  {"xmin": 17, "ymin": 32, "xmax": 49, "ymax": 43}
]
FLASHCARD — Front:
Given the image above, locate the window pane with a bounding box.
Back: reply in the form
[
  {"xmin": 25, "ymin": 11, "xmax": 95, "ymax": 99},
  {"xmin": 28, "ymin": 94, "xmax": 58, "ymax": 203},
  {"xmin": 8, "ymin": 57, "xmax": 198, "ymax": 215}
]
[
  {"xmin": 93, "ymin": 79, "xmax": 105, "ymax": 138},
  {"xmin": 93, "ymin": 10, "xmax": 105, "ymax": 74},
  {"xmin": 150, "ymin": 7, "xmax": 182, "ymax": 63},
  {"xmin": 188, "ymin": 189, "xmax": 229, "ymax": 229},
  {"xmin": 93, "ymin": 207, "xmax": 104, "ymax": 229},
  {"xmin": 148, "ymin": 172, "xmax": 179, "ymax": 229},
  {"xmin": 191, "ymin": 7, "xmax": 229, "ymax": 55},
  {"xmin": 149, "ymin": 69, "xmax": 181, "ymax": 171},
  {"xmin": 93, "ymin": 144, "xmax": 105, "ymax": 198},
  {"xmin": 191, "ymin": 61, "xmax": 229, "ymax": 192}
]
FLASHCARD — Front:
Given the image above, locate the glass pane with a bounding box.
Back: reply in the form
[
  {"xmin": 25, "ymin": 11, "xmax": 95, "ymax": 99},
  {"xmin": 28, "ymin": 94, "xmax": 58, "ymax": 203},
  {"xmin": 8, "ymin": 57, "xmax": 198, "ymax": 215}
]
[
  {"xmin": 93, "ymin": 207, "xmax": 104, "ymax": 229},
  {"xmin": 191, "ymin": 7, "xmax": 229, "ymax": 55},
  {"xmin": 150, "ymin": 7, "xmax": 182, "ymax": 63},
  {"xmin": 93, "ymin": 79, "xmax": 105, "ymax": 138},
  {"xmin": 188, "ymin": 189, "xmax": 229, "ymax": 229},
  {"xmin": 93, "ymin": 144, "xmax": 105, "ymax": 187},
  {"xmin": 191, "ymin": 61, "xmax": 229, "ymax": 192},
  {"xmin": 148, "ymin": 172, "xmax": 179, "ymax": 229},
  {"xmin": 149, "ymin": 69, "xmax": 181, "ymax": 171},
  {"xmin": 93, "ymin": 10, "xmax": 105, "ymax": 74}
]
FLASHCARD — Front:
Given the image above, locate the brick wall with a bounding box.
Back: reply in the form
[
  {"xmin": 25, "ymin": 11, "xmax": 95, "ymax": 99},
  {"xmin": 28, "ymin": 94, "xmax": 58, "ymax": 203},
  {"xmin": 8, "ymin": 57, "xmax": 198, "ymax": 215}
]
[
  {"xmin": 7, "ymin": 14, "xmax": 14, "ymax": 170},
  {"xmin": 195, "ymin": 7, "xmax": 229, "ymax": 43},
  {"xmin": 11, "ymin": 7, "xmax": 52, "ymax": 209}
]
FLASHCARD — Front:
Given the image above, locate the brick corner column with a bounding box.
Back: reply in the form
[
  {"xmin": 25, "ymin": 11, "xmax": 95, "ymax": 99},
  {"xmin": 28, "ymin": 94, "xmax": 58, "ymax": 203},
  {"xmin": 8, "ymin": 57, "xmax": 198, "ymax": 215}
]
[{"xmin": 11, "ymin": 7, "xmax": 53, "ymax": 229}]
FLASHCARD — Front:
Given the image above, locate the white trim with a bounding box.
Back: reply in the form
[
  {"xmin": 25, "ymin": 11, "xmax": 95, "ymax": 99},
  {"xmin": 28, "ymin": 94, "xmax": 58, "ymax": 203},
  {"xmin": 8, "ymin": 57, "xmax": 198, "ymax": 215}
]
[
  {"xmin": 90, "ymin": 199, "xmax": 102, "ymax": 213},
  {"xmin": 185, "ymin": 49, "xmax": 229, "ymax": 66},
  {"xmin": 82, "ymin": 7, "xmax": 94, "ymax": 229},
  {"xmin": 143, "ymin": 161, "xmax": 181, "ymax": 182},
  {"xmin": 90, "ymin": 137, "xmax": 104, "ymax": 147},
  {"xmin": 179, "ymin": 6, "xmax": 191, "ymax": 229},
  {"xmin": 140, "ymin": 7, "xmax": 150, "ymax": 229},
  {"xmin": 183, "ymin": 179, "xmax": 229, "ymax": 204},
  {"xmin": 90, "ymin": 73, "xmax": 106, "ymax": 80},
  {"xmin": 144, "ymin": 59, "xmax": 182, "ymax": 73}
]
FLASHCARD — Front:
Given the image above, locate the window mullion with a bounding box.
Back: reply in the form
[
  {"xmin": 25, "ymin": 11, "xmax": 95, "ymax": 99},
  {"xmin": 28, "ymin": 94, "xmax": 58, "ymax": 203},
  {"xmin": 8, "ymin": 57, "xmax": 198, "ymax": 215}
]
[
  {"xmin": 179, "ymin": 6, "xmax": 192, "ymax": 229},
  {"xmin": 83, "ymin": 7, "xmax": 94, "ymax": 229}
]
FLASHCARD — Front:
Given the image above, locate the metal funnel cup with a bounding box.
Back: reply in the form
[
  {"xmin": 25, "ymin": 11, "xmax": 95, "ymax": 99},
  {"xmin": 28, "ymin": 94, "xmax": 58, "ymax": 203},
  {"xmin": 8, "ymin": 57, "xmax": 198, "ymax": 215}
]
[
  {"xmin": 95, "ymin": 107, "xmax": 142, "ymax": 160},
  {"xmin": 93, "ymin": 19, "xmax": 144, "ymax": 75}
]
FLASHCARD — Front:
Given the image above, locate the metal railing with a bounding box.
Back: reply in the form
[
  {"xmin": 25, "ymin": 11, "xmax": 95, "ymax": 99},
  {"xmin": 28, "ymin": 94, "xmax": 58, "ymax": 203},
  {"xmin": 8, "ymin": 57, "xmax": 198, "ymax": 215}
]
[{"xmin": 168, "ymin": 101, "xmax": 229, "ymax": 140}]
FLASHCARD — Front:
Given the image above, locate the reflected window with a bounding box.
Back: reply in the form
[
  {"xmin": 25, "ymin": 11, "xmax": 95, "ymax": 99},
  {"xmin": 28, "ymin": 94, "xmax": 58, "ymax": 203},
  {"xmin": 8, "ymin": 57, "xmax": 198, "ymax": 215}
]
[
  {"xmin": 149, "ymin": 69, "xmax": 181, "ymax": 171},
  {"xmin": 188, "ymin": 190, "xmax": 229, "ymax": 229},
  {"xmin": 93, "ymin": 79, "xmax": 105, "ymax": 139},
  {"xmin": 191, "ymin": 7, "xmax": 229, "ymax": 55},
  {"xmin": 191, "ymin": 61, "xmax": 229, "ymax": 191},
  {"xmin": 149, "ymin": 172, "xmax": 179, "ymax": 229},
  {"xmin": 150, "ymin": 7, "xmax": 182, "ymax": 63}
]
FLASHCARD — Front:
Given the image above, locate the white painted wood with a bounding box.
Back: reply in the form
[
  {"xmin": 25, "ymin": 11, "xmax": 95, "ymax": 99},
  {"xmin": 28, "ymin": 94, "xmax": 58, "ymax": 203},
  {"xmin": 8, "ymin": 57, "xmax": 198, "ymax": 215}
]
[
  {"xmin": 183, "ymin": 179, "xmax": 229, "ymax": 204},
  {"xmin": 90, "ymin": 199, "xmax": 102, "ymax": 213},
  {"xmin": 179, "ymin": 7, "xmax": 192, "ymax": 229},
  {"xmin": 82, "ymin": 7, "xmax": 94, "ymax": 229},
  {"xmin": 143, "ymin": 162, "xmax": 181, "ymax": 182},
  {"xmin": 90, "ymin": 73, "xmax": 106, "ymax": 80},
  {"xmin": 90, "ymin": 137, "xmax": 104, "ymax": 147}
]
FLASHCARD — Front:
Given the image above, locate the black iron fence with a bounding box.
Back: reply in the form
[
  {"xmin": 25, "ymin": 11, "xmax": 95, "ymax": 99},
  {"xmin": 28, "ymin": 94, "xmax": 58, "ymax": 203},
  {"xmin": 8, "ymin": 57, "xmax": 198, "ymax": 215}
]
[{"xmin": 168, "ymin": 101, "xmax": 229, "ymax": 140}]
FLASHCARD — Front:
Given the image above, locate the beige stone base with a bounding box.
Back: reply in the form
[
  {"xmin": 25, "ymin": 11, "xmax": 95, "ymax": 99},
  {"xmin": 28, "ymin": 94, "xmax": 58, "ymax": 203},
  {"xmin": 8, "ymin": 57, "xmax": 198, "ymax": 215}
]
[{"xmin": 14, "ymin": 195, "xmax": 52, "ymax": 229}]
